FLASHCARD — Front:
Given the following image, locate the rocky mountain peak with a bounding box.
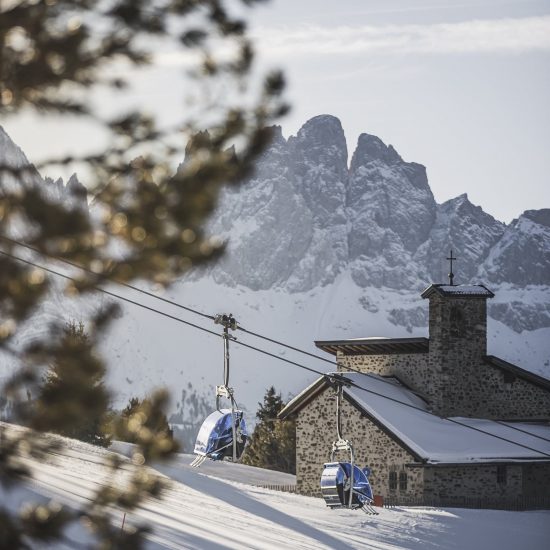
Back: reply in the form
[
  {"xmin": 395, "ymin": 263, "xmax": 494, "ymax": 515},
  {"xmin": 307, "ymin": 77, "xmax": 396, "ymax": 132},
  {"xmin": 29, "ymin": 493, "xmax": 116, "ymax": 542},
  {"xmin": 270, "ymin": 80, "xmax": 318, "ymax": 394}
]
[
  {"xmin": 63, "ymin": 173, "xmax": 89, "ymax": 213},
  {"xmin": 522, "ymin": 209, "xmax": 550, "ymax": 228},
  {"xmin": 203, "ymin": 115, "xmax": 548, "ymax": 295},
  {"xmin": 350, "ymin": 133, "xmax": 402, "ymax": 169},
  {"xmin": 287, "ymin": 115, "xmax": 348, "ymax": 229},
  {"xmin": 0, "ymin": 125, "xmax": 31, "ymax": 169},
  {"xmin": 346, "ymin": 132, "xmax": 436, "ymax": 266},
  {"xmin": 291, "ymin": 114, "xmax": 346, "ymax": 150},
  {"xmin": 0, "ymin": 125, "xmax": 46, "ymax": 194},
  {"xmin": 444, "ymin": 193, "xmax": 499, "ymax": 224},
  {"xmin": 450, "ymin": 192, "xmax": 468, "ymax": 205},
  {"xmin": 269, "ymin": 125, "xmax": 286, "ymax": 147}
]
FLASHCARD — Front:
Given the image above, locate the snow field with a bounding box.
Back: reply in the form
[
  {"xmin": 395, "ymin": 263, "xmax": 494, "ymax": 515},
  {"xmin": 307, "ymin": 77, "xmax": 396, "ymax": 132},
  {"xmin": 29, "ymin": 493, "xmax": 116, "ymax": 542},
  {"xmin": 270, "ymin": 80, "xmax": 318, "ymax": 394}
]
[{"xmin": 2, "ymin": 425, "xmax": 549, "ymax": 549}]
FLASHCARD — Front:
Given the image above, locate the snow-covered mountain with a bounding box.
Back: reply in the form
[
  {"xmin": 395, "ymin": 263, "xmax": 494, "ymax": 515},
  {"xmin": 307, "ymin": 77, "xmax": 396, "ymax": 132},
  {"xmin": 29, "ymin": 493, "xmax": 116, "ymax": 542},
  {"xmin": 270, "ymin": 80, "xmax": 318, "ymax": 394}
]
[
  {"xmin": 1, "ymin": 118, "xmax": 549, "ymax": 450},
  {"xmin": 204, "ymin": 115, "xmax": 549, "ymax": 296}
]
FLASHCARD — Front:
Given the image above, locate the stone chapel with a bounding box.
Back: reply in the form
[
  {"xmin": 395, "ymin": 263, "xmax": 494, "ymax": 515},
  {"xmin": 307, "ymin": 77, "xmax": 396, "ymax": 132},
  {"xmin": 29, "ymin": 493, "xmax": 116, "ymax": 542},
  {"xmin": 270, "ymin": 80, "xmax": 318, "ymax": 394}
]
[{"xmin": 279, "ymin": 281, "xmax": 550, "ymax": 505}]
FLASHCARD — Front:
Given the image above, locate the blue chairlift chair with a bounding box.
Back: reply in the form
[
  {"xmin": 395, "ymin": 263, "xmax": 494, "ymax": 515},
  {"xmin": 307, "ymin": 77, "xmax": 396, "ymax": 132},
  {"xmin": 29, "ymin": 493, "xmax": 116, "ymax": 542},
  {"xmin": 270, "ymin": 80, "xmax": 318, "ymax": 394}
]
[
  {"xmin": 321, "ymin": 462, "xmax": 374, "ymax": 510},
  {"xmin": 320, "ymin": 380, "xmax": 378, "ymax": 515},
  {"xmin": 192, "ymin": 408, "xmax": 248, "ymax": 465},
  {"xmin": 191, "ymin": 313, "xmax": 248, "ymax": 468}
]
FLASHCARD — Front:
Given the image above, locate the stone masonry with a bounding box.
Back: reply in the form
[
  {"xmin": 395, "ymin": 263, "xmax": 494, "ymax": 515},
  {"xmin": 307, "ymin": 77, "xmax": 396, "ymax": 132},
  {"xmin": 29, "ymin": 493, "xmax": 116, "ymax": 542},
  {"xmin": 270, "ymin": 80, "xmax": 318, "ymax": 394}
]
[
  {"xmin": 296, "ymin": 388, "xmax": 423, "ymax": 499},
  {"xmin": 336, "ymin": 290, "xmax": 550, "ymax": 419},
  {"xmin": 293, "ymin": 385, "xmax": 550, "ymax": 501},
  {"xmin": 337, "ymin": 351, "xmax": 550, "ymax": 419},
  {"xmin": 284, "ymin": 283, "xmax": 550, "ymax": 504}
]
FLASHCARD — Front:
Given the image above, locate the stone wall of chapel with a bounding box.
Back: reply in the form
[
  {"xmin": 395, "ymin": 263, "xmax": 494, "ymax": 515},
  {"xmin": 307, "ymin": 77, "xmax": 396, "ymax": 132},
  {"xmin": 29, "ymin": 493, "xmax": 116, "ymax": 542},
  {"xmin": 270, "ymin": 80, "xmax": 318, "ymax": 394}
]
[
  {"xmin": 423, "ymin": 464, "xmax": 523, "ymax": 500},
  {"xmin": 522, "ymin": 463, "xmax": 550, "ymax": 497},
  {"xmin": 336, "ymin": 351, "xmax": 433, "ymax": 400},
  {"xmin": 427, "ymin": 295, "xmax": 488, "ymax": 415},
  {"xmin": 295, "ymin": 388, "xmax": 423, "ymax": 498},
  {"xmin": 336, "ymin": 353, "xmax": 550, "ymax": 419},
  {"xmin": 447, "ymin": 366, "xmax": 550, "ymax": 419}
]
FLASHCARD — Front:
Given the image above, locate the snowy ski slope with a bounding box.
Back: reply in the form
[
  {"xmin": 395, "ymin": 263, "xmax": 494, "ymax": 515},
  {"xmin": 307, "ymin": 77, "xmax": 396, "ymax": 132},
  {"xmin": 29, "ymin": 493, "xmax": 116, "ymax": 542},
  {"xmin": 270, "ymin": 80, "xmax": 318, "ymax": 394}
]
[{"xmin": 1, "ymin": 424, "xmax": 549, "ymax": 549}]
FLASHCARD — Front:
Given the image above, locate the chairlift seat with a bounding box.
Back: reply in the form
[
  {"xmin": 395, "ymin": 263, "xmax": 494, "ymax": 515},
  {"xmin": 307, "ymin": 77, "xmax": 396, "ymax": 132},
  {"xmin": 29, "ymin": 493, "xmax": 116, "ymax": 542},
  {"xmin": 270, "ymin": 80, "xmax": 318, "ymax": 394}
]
[
  {"xmin": 193, "ymin": 409, "xmax": 247, "ymax": 461},
  {"xmin": 321, "ymin": 462, "xmax": 373, "ymax": 509}
]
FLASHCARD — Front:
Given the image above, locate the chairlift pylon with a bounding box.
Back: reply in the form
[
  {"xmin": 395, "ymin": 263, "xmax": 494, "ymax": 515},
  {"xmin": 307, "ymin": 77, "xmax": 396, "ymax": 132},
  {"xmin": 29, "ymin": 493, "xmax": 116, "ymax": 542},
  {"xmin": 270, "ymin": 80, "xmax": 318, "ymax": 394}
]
[
  {"xmin": 320, "ymin": 380, "xmax": 378, "ymax": 515},
  {"xmin": 191, "ymin": 313, "xmax": 248, "ymax": 467}
]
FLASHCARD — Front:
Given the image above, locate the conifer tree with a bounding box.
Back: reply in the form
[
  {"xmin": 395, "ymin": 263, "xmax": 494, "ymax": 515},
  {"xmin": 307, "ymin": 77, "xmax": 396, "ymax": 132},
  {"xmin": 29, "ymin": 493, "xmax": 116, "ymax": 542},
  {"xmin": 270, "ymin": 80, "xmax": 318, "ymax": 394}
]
[
  {"xmin": 241, "ymin": 387, "xmax": 296, "ymax": 474},
  {"xmin": 34, "ymin": 320, "xmax": 111, "ymax": 447},
  {"xmin": 117, "ymin": 396, "xmax": 174, "ymax": 445},
  {"xmin": 0, "ymin": 1, "xmax": 287, "ymax": 545}
]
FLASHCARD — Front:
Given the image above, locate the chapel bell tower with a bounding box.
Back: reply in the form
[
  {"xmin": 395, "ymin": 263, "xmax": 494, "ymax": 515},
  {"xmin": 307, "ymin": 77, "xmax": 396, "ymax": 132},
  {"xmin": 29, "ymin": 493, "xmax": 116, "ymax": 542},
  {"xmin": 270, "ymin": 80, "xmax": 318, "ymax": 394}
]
[{"xmin": 420, "ymin": 251, "xmax": 495, "ymax": 416}]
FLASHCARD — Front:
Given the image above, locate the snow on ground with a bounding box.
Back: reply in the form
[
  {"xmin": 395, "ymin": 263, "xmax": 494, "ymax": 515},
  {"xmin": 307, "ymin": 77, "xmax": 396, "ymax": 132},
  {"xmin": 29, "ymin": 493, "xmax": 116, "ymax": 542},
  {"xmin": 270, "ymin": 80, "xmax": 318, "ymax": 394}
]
[
  {"xmin": 2, "ymin": 424, "xmax": 549, "ymax": 549},
  {"xmin": 111, "ymin": 441, "xmax": 296, "ymax": 487}
]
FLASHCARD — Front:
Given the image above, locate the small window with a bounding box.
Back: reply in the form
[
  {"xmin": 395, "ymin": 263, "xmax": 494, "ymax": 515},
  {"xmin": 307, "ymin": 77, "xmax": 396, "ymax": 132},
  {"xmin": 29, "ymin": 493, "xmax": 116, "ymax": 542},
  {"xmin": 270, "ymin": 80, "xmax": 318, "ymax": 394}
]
[
  {"xmin": 503, "ymin": 372, "xmax": 515, "ymax": 390},
  {"xmin": 389, "ymin": 471, "xmax": 397, "ymax": 491},
  {"xmin": 399, "ymin": 471, "xmax": 408, "ymax": 491},
  {"xmin": 497, "ymin": 465, "xmax": 507, "ymax": 484},
  {"xmin": 450, "ymin": 306, "xmax": 465, "ymax": 337}
]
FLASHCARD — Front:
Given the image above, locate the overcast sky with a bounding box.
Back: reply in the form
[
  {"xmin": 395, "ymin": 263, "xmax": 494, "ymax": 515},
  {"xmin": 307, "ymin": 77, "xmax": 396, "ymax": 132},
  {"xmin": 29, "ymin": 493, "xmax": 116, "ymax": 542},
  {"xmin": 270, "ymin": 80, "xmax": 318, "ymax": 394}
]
[{"xmin": 4, "ymin": 0, "xmax": 550, "ymax": 223}]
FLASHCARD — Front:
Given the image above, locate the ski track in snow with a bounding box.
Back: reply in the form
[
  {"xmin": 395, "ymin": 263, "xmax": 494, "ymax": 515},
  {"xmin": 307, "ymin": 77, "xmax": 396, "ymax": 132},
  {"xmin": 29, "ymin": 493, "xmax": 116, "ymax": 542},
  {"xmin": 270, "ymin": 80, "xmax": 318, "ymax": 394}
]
[{"xmin": 2, "ymin": 426, "xmax": 549, "ymax": 550}]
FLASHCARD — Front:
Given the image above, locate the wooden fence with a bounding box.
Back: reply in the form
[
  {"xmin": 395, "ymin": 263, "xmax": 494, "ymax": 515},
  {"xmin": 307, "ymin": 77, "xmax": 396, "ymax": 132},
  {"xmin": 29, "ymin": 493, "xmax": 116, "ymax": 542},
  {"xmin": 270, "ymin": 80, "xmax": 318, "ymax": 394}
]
[
  {"xmin": 252, "ymin": 485, "xmax": 550, "ymax": 511},
  {"xmin": 383, "ymin": 495, "xmax": 550, "ymax": 511},
  {"xmin": 257, "ymin": 483, "xmax": 297, "ymax": 494}
]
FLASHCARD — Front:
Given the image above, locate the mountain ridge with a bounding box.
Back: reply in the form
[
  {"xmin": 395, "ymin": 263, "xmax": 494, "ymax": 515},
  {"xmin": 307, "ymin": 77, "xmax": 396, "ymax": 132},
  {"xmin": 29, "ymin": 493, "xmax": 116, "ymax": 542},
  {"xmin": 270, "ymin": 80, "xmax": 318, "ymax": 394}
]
[
  {"xmin": 1, "ymin": 119, "xmax": 549, "ymax": 451},
  {"xmin": 203, "ymin": 114, "xmax": 548, "ymax": 299}
]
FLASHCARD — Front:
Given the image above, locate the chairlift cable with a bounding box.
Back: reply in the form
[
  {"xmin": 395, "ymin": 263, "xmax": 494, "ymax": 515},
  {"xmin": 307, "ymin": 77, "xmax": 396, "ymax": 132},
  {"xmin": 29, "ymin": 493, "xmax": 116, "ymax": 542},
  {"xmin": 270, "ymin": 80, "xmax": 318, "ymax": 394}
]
[
  {"xmin": 0, "ymin": 248, "xmax": 221, "ymax": 339},
  {"xmin": 0, "ymin": 235, "xmax": 455, "ymax": 399},
  {"xmin": 0, "ymin": 235, "xmax": 441, "ymax": 393},
  {"xmin": 1, "ymin": 247, "xmax": 549, "ymax": 458},
  {"xmin": 491, "ymin": 420, "xmax": 550, "ymax": 444},
  {"xmin": 0, "ymin": 234, "xmax": 348, "ymax": 366},
  {"xmin": 0, "ymin": 236, "xmax": 444, "ymax": 399},
  {"xmin": 0, "ymin": 234, "xmax": 216, "ymax": 322},
  {"xmin": 2, "ymin": 235, "xmax": 548, "ymax": 426}
]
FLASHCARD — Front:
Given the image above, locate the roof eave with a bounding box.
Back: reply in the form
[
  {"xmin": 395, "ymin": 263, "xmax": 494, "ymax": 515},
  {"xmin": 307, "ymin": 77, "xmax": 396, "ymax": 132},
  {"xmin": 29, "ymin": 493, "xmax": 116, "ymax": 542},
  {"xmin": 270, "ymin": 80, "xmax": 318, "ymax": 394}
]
[
  {"xmin": 423, "ymin": 458, "xmax": 550, "ymax": 466},
  {"xmin": 278, "ymin": 376, "xmax": 328, "ymax": 420},
  {"xmin": 484, "ymin": 355, "xmax": 550, "ymax": 392},
  {"xmin": 315, "ymin": 337, "xmax": 429, "ymax": 356},
  {"xmin": 421, "ymin": 283, "xmax": 495, "ymax": 299}
]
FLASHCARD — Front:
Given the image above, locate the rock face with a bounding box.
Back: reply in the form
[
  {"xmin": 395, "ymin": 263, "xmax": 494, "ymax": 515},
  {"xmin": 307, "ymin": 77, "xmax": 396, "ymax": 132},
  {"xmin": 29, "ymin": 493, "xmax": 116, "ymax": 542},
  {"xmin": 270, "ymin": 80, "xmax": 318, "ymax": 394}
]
[
  {"xmin": 2, "ymin": 119, "xmax": 549, "ymax": 324},
  {"xmin": 415, "ymin": 194, "xmax": 505, "ymax": 284},
  {"xmin": 0, "ymin": 125, "xmax": 87, "ymax": 204},
  {"xmin": 480, "ymin": 210, "xmax": 550, "ymax": 286},
  {"xmin": 206, "ymin": 115, "xmax": 350, "ymax": 292},
  {"xmin": 203, "ymin": 115, "xmax": 549, "ymax": 331},
  {"xmin": 2, "ymin": 115, "xmax": 548, "ymax": 334},
  {"xmin": 347, "ymin": 133, "xmax": 436, "ymax": 289}
]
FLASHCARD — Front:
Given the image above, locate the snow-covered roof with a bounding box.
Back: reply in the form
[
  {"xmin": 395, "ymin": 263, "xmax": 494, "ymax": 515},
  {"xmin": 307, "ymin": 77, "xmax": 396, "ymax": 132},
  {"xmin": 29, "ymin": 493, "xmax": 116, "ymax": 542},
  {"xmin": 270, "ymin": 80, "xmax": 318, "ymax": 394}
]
[
  {"xmin": 279, "ymin": 373, "xmax": 550, "ymax": 464},
  {"xmin": 343, "ymin": 373, "xmax": 550, "ymax": 464},
  {"xmin": 421, "ymin": 284, "xmax": 494, "ymax": 299}
]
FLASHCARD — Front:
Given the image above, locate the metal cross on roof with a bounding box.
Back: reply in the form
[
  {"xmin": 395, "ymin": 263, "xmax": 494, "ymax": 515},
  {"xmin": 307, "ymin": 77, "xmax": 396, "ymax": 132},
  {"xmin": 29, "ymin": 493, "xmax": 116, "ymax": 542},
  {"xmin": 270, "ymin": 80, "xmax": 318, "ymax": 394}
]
[{"xmin": 446, "ymin": 249, "xmax": 457, "ymax": 286}]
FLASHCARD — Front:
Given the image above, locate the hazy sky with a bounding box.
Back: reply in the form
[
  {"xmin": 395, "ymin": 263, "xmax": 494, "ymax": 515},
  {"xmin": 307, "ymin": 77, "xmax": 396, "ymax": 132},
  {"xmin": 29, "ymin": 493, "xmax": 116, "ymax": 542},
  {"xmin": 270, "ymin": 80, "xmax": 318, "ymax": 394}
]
[{"xmin": 4, "ymin": 0, "xmax": 550, "ymax": 223}]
